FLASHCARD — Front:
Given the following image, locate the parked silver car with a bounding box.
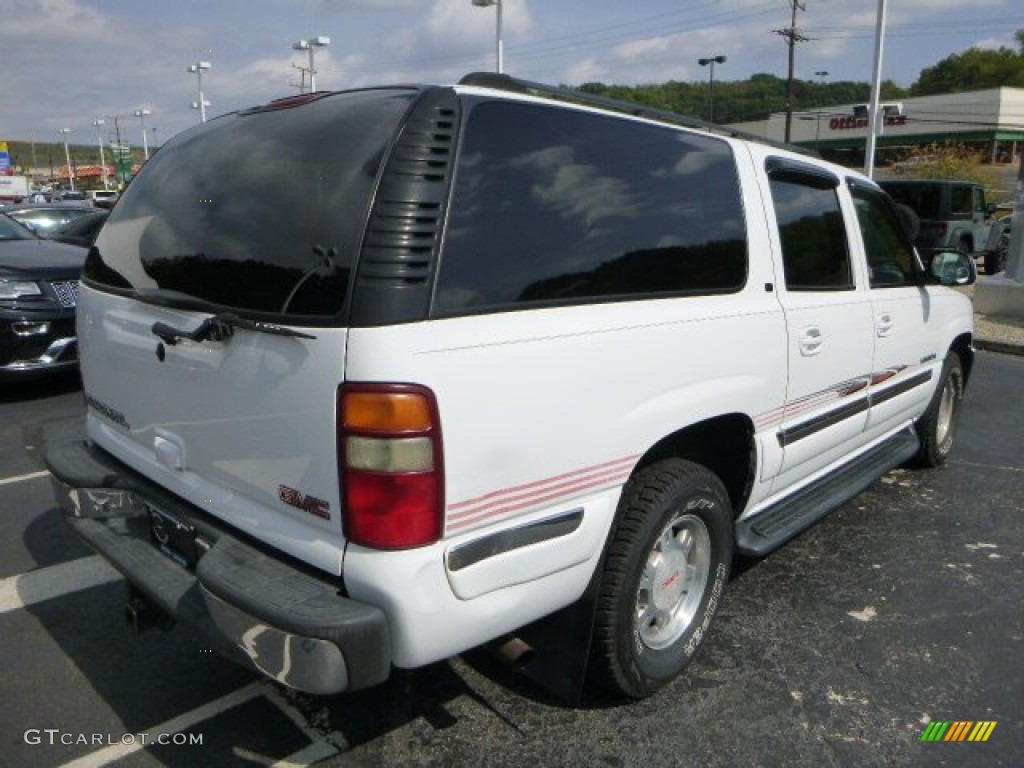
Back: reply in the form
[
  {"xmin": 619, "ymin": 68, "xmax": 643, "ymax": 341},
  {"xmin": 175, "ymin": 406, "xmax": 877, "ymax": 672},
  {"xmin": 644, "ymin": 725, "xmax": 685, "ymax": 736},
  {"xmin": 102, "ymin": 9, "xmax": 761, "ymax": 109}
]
[{"xmin": 2, "ymin": 203, "xmax": 97, "ymax": 236}]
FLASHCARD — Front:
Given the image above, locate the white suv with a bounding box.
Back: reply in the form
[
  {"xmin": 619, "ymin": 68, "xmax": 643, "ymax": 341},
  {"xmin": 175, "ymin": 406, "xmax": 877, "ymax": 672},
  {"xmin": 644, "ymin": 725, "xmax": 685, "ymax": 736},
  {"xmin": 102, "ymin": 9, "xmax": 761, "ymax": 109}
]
[
  {"xmin": 47, "ymin": 74, "xmax": 975, "ymax": 700},
  {"xmin": 86, "ymin": 189, "xmax": 119, "ymax": 209}
]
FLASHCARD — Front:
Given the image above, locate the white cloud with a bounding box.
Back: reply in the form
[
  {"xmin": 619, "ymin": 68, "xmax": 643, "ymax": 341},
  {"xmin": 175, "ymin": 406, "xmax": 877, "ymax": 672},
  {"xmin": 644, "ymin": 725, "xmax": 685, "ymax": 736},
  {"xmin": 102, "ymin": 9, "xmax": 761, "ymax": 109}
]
[
  {"xmin": 0, "ymin": 0, "xmax": 109, "ymax": 41},
  {"xmin": 428, "ymin": 0, "xmax": 534, "ymax": 42},
  {"xmin": 971, "ymin": 36, "xmax": 1017, "ymax": 51},
  {"xmin": 563, "ymin": 57, "xmax": 610, "ymax": 85}
]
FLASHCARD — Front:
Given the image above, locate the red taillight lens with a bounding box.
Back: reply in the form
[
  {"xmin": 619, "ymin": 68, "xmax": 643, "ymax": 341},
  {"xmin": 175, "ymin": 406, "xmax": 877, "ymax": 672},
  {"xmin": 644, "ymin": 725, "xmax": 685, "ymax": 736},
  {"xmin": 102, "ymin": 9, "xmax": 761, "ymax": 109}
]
[
  {"xmin": 339, "ymin": 384, "xmax": 443, "ymax": 549},
  {"xmin": 344, "ymin": 470, "xmax": 441, "ymax": 548}
]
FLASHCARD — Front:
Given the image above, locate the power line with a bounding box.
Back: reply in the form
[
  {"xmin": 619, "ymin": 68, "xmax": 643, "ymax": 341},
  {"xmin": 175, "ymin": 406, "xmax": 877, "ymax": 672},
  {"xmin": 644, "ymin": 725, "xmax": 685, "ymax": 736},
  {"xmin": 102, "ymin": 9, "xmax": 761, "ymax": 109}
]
[
  {"xmin": 808, "ymin": 14, "xmax": 1024, "ymax": 35},
  {"xmin": 312, "ymin": 2, "xmax": 783, "ymax": 82}
]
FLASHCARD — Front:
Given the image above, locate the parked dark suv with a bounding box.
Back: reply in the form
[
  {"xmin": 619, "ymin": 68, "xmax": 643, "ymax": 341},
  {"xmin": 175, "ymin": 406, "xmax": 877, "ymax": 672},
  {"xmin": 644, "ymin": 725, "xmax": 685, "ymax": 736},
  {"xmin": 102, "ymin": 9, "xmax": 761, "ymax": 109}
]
[
  {"xmin": 0, "ymin": 212, "xmax": 86, "ymax": 379},
  {"xmin": 879, "ymin": 179, "xmax": 993, "ymax": 264}
]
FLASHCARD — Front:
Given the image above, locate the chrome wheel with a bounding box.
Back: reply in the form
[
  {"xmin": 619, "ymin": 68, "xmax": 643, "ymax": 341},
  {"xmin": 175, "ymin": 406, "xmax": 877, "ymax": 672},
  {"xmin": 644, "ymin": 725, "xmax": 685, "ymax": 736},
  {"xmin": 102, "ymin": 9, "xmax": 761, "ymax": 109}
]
[
  {"xmin": 634, "ymin": 513, "xmax": 711, "ymax": 651},
  {"xmin": 935, "ymin": 369, "xmax": 960, "ymax": 450}
]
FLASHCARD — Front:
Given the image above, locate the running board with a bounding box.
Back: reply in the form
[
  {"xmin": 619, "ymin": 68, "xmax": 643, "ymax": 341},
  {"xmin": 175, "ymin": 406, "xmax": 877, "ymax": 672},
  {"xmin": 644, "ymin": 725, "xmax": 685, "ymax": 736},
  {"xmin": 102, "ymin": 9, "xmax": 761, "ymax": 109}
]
[{"xmin": 736, "ymin": 429, "xmax": 920, "ymax": 557}]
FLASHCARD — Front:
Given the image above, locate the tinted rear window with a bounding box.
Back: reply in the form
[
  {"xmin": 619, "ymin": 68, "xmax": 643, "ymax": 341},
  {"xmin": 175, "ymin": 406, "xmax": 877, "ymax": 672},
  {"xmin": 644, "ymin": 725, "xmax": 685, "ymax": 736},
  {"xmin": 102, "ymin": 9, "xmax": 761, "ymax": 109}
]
[
  {"xmin": 85, "ymin": 89, "xmax": 415, "ymax": 318},
  {"xmin": 434, "ymin": 101, "xmax": 746, "ymax": 315}
]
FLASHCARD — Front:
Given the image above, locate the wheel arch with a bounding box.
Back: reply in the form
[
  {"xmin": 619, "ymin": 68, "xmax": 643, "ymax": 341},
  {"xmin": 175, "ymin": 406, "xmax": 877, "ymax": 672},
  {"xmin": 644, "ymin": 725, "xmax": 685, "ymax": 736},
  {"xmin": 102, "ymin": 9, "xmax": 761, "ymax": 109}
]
[
  {"xmin": 632, "ymin": 413, "xmax": 756, "ymax": 520},
  {"xmin": 950, "ymin": 332, "xmax": 974, "ymax": 386},
  {"xmin": 949, "ymin": 227, "xmax": 973, "ymax": 251}
]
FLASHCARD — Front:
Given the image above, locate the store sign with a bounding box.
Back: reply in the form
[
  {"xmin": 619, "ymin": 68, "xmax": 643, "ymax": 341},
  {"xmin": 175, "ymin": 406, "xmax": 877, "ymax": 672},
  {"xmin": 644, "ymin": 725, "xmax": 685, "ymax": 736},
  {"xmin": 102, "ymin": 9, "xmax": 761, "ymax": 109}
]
[{"xmin": 829, "ymin": 114, "xmax": 908, "ymax": 131}]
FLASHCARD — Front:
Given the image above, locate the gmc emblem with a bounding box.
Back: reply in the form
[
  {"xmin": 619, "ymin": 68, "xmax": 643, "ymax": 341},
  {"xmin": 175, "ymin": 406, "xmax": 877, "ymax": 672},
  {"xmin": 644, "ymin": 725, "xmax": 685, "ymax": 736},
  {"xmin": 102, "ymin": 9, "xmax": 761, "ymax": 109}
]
[{"xmin": 278, "ymin": 485, "xmax": 331, "ymax": 520}]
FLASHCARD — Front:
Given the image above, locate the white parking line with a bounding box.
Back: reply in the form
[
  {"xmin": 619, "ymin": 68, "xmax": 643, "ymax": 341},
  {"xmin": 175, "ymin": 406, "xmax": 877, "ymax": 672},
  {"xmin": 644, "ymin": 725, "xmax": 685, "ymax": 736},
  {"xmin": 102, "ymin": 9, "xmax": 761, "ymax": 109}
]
[
  {"xmin": 272, "ymin": 741, "xmax": 341, "ymax": 767},
  {"xmin": 263, "ymin": 685, "xmax": 343, "ymax": 764},
  {"xmin": 0, "ymin": 556, "xmax": 121, "ymax": 615},
  {"xmin": 0, "ymin": 469, "xmax": 50, "ymax": 487},
  {"xmin": 58, "ymin": 681, "xmax": 267, "ymax": 768}
]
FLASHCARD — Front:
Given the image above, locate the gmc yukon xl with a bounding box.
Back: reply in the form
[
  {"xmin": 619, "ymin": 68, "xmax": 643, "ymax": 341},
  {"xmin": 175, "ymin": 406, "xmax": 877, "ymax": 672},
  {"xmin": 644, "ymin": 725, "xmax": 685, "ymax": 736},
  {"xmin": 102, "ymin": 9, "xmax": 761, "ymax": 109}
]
[{"xmin": 47, "ymin": 74, "xmax": 975, "ymax": 700}]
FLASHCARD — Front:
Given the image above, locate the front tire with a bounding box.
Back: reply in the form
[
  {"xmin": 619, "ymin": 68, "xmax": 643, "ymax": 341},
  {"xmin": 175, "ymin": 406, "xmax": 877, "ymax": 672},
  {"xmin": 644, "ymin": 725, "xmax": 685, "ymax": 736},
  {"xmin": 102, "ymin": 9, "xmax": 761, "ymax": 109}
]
[
  {"xmin": 589, "ymin": 460, "xmax": 732, "ymax": 698},
  {"xmin": 914, "ymin": 354, "xmax": 964, "ymax": 467}
]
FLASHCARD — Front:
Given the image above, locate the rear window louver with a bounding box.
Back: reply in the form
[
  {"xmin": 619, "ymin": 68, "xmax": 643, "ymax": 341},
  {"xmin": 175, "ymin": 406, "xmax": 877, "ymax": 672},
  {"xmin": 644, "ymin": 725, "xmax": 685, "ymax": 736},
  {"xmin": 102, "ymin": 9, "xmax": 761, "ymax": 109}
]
[{"xmin": 351, "ymin": 89, "xmax": 460, "ymax": 326}]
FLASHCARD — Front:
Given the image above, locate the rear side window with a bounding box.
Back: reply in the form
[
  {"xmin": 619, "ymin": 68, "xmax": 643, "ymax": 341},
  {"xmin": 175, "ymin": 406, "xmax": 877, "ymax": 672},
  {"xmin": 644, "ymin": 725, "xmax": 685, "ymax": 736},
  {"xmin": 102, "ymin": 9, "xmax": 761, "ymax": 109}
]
[
  {"xmin": 950, "ymin": 185, "xmax": 973, "ymax": 218},
  {"xmin": 434, "ymin": 101, "xmax": 746, "ymax": 315},
  {"xmin": 769, "ymin": 176, "xmax": 853, "ymax": 291},
  {"xmin": 84, "ymin": 89, "xmax": 415, "ymax": 318}
]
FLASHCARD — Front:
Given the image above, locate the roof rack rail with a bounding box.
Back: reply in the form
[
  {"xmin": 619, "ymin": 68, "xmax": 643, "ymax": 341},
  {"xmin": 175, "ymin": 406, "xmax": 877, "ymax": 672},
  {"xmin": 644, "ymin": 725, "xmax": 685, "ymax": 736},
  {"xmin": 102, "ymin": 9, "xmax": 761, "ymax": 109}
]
[{"xmin": 457, "ymin": 72, "xmax": 815, "ymax": 157}]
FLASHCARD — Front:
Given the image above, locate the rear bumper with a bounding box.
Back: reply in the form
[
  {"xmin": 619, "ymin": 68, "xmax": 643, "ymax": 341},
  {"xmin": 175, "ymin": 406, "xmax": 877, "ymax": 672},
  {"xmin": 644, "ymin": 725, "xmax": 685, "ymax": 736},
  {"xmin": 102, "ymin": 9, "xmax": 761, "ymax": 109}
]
[{"xmin": 46, "ymin": 438, "xmax": 391, "ymax": 695}]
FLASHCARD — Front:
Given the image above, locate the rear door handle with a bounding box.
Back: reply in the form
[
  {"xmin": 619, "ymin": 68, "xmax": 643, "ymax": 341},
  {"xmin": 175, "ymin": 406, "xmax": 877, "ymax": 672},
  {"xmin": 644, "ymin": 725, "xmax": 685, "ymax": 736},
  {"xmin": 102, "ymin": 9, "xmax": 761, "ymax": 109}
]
[
  {"xmin": 798, "ymin": 326, "xmax": 823, "ymax": 356},
  {"xmin": 876, "ymin": 312, "xmax": 894, "ymax": 337}
]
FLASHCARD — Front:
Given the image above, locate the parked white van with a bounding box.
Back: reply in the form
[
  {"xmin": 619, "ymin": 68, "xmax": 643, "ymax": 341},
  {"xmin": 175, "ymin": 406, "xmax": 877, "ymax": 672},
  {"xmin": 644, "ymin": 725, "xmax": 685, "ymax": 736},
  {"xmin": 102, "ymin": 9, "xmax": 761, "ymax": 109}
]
[{"xmin": 47, "ymin": 74, "xmax": 975, "ymax": 701}]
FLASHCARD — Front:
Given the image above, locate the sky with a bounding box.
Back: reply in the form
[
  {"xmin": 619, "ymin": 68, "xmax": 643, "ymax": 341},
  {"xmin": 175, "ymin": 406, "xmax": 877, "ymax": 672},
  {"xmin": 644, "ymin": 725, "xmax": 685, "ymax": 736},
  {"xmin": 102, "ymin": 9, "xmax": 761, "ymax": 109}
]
[{"xmin": 2, "ymin": 0, "xmax": 1022, "ymax": 148}]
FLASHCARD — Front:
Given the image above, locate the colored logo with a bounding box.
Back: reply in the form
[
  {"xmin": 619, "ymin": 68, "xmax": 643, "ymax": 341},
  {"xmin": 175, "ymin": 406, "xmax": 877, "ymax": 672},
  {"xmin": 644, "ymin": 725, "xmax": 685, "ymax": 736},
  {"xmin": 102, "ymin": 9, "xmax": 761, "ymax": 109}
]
[{"xmin": 921, "ymin": 721, "xmax": 996, "ymax": 742}]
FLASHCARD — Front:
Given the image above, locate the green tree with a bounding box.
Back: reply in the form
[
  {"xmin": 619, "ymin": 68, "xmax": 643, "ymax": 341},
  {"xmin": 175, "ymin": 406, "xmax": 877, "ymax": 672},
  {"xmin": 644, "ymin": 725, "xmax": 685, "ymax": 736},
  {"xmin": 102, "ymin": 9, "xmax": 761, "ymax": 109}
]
[
  {"xmin": 911, "ymin": 43, "xmax": 1024, "ymax": 95},
  {"xmin": 573, "ymin": 74, "xmax": 905, "ymax": 125}
]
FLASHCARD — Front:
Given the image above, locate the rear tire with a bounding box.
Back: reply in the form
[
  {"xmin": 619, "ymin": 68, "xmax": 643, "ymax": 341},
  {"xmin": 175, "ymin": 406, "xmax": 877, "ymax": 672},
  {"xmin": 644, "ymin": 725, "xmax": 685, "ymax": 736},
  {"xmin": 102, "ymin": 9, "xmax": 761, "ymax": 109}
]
[
  {"xmin": 914, "ymin": 354, "xmax": 964, "ymax": 467},
  {"xmin": 589, "ymin": 459, "xmax": 732, "ymax": 698}
]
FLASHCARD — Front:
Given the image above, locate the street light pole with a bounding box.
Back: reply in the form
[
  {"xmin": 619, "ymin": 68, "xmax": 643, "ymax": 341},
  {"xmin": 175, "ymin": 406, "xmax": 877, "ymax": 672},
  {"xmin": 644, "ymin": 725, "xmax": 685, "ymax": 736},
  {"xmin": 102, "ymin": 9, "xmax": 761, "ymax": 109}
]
[
  {"xmin": 113, "ymin": 115, "xmax": 126, "ymax": 188},
  {"xmin": 92, "ymin": 119, "xmax": 108, "ymax": 190},
  {"xmin": 698, "ymin": 55, "xmax": 727, "ymax": 123},
  {"xmin": 134, "ymin": 109, "xmax": 151, "ymax": 160},
  {"xmin": 187, "ymin": 61, "xmax": 212, "ymax": 122},
  {"xmin": 814, "ymin": 70, "xmax": 829, "ymax": 150},
  {"xmin": 58, "ymin": 128, "xmax": 75, "ymax": 191},
  {"xmin": 292, "ymin": 37, "xmax": 330, "ymax": 93},
  {"xmin": 471, "ymin": 0, "xmax": 503, "ymax": 74},
  {"xmin": 865, "ymin": 0, "xmax": 888, "ymax": 178}
]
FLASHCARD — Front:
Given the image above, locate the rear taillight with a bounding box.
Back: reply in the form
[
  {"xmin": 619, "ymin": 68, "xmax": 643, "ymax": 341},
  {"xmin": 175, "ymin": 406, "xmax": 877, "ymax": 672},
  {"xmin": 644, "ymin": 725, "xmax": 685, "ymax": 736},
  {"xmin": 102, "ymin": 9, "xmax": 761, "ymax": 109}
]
[{"xmin": 338, "ymin": 384, "xmax": 443, "ymax": 549}]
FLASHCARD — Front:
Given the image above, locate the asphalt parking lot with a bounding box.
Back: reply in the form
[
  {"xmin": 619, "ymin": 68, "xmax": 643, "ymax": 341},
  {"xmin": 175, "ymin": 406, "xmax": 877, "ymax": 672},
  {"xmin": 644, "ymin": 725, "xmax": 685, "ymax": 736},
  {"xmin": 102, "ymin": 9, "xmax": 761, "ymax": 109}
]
[{"xmin": 1, "ymin": 353, "xmax": 1021, "ymax": 768}]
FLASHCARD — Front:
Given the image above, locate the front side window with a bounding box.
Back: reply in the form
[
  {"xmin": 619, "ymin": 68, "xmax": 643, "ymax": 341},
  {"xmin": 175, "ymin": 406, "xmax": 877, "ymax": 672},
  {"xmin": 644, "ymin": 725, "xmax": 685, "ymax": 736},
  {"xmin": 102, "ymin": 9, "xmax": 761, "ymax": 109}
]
[
  {"xmin": 84, "ymin": 89, "xmax": 415, "ymax": 318},
  {"xmin": 851, "ymin": 186, "xmax": 917, "ymax": 287},
  {"xmin": 768, "ymin": 175, "xmax": 853, "ymax": 291},
  {"xmin": 434, "ymin": 101, "xmax": 747, "ymax": 315}
]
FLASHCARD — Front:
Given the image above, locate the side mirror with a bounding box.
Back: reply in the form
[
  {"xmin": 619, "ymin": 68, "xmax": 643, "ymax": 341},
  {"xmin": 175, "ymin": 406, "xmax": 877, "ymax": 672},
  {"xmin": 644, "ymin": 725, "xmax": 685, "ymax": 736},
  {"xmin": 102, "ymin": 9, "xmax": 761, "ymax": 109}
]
[{"xmin": 929, "ymin": 250, "xmax": 976, "ymax": 286}]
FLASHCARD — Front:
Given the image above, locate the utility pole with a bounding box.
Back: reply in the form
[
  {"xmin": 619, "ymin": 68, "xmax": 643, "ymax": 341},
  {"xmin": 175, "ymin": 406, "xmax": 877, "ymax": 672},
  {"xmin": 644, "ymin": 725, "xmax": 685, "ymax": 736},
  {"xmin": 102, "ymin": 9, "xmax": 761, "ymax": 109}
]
[
  {"xmin": 289, "ymin": 63, "xmax": 310, "ymax": 93},
  {"xmin": 113, "ymin": 116, "xmax": 125, "ymax": 188},
  {"xmin": 775, "ymin": 0, "xmax": 807, "ymax": 143}
]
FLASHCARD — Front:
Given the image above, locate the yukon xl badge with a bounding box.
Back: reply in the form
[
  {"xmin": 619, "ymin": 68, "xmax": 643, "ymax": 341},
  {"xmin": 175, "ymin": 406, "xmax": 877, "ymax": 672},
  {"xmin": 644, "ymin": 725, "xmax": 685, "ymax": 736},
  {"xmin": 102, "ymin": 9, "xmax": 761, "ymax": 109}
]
[
  {"xmin": 84, "ymin": 393, "xmax": 130, "ymax": 429},
  {"xmin": 278, "ymin": 485, "xmax": 331, "ymax": 520}
]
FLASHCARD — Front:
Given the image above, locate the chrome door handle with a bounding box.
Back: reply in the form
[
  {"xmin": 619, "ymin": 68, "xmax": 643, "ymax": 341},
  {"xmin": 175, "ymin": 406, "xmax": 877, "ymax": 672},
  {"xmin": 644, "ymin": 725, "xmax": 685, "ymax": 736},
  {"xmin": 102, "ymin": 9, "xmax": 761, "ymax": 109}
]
[{"xmin": 799, "ymin": 326, "xmax": 823, "ymax": 356}]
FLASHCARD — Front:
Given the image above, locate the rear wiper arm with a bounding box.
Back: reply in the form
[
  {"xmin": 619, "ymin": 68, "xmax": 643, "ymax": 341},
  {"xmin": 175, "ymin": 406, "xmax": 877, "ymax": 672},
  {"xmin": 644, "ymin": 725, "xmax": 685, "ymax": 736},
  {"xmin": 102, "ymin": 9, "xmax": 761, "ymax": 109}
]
[{"xmin": 151, "ymin": 312, "xmax": 317, "ymax": 346}]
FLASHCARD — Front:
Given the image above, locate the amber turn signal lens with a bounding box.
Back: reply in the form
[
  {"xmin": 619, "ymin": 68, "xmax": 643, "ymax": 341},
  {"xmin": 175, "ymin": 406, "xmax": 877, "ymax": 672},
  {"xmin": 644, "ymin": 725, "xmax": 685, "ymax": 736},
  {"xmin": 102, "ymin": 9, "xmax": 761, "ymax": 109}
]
[{"xmin": 343, "ymin": 391, "xmax": 432, "ymax": 432}]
